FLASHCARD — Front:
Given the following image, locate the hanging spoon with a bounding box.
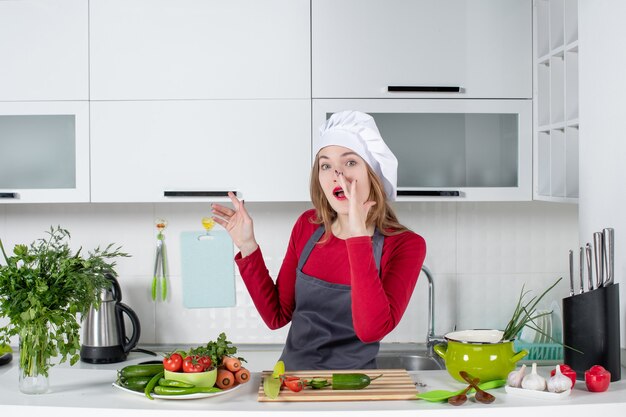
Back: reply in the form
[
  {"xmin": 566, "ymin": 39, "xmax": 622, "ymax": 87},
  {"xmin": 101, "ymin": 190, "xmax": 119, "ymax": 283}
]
[
  {"xmin": 460, "ymin": 371, "xmax": 496, "ymax": 404},
  {"xmin": 447, "ymin": 377, "xmax": 479, "ymax": 406}
]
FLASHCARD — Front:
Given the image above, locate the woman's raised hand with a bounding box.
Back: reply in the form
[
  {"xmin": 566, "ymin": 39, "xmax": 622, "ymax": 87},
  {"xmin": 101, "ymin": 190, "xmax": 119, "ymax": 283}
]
[
  {"xmin": 211, "ymin": 192, "xmax": 259, "ymax": 257},
  {"xmin": 336, "ymin": 172, "xmax": 376, "ymax": 238}
]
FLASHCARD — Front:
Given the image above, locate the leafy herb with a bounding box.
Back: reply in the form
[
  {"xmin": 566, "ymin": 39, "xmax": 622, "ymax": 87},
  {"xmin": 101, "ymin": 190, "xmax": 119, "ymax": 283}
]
[
  {"xmin": 0, "ymin": 226, "xmax": 129, "ymax": 377},
  {"xmin": 189, "ymin": 332, "xmax": 244, "ymax": 367},
  {"xmin": 501, "ymin": 277, "xmax": 562, "ymax": 342}
]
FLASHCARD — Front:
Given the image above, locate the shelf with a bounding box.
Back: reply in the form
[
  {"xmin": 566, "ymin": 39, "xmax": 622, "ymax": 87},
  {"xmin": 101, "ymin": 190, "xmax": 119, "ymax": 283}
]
[
  {"xmin": 534, "ymin": 195, "xmax": 579, "ymax": 204},
  {"xmin": 538, "ymin": 119, "xmax": 578, "ymax": 132},
  {"xmin": 534, "ymin": 0, "xmax": 578, "ymax": 203}
]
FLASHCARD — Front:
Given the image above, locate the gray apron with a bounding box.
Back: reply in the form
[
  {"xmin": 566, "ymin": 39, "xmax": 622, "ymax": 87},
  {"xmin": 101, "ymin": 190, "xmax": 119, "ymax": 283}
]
[{"xmin": 279, "ymin": 225, "xmax": 384, "ymax": 370}]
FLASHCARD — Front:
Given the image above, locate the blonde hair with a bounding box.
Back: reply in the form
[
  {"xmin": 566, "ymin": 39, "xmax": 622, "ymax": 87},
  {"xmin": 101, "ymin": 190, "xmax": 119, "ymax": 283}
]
[{"xmin": 309, "ymin": 156, "xmax": 408, "ymax": 242}]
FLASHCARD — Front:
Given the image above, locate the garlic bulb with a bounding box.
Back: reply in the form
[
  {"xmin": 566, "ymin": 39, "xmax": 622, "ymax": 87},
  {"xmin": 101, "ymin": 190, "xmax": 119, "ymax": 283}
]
[
  {"xmin": 547, "ymin": 365, "xmax": 572, "ymax": 393},
  {"xmin": 521, "ymin": 363, "xmax": 547, "ymax": 391},
  {"xmin": 507, "ymin": 364, "xmax": 527, "ymax": 388}
]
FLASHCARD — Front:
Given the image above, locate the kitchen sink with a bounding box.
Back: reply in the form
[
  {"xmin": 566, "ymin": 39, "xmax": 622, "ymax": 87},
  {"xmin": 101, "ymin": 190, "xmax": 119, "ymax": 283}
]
[{"xmin": 375, "ymin": 353, "xmax": 444, "ymax": 371}]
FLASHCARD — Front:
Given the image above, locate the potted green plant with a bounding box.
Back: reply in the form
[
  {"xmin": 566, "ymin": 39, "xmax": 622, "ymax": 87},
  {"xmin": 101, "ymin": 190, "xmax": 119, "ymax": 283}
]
[{"xmin": 0, "ymin": 226, "xmax": 128, "ymax": 394}]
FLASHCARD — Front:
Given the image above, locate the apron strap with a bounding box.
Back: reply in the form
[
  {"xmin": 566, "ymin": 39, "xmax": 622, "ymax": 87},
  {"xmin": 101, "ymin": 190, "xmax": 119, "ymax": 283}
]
[
  {"xmin": 298, "ymin": 225, "xmax": 385, "ymax": 277},
  {"xmin": 297, "ymin": 225, "xmax": 326, "ymax": 270}
]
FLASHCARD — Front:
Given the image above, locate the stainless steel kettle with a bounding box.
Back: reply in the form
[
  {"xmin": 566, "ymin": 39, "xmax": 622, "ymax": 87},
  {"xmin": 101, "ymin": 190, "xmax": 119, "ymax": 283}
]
[{"xmin": 80, "ymin": 273, "xmax": 141, "ymax": 363}]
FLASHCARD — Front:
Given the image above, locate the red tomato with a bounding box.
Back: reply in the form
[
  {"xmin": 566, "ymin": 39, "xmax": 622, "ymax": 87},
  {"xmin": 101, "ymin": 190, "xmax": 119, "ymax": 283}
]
[
  {"xmin": 550, "ymin": 364, "xmax": 577, "ymax": 388},
  {"xmin": 585, "ymin": 365, "xmax": 611, "ymax": 392},
  {"xmin": 198, "ymin": 356, "xmax": 212, "ymax": 370},
  {"xmin": 283, "ymin": 376, "xmax": 304, "ymax": 393},
  {"xmin": 163, "ymin": 353, "xmax": 183, "ymax": 372},
  {"xmin": 182, "ymin": 356, "xmax": 205, "ymax": 373}
]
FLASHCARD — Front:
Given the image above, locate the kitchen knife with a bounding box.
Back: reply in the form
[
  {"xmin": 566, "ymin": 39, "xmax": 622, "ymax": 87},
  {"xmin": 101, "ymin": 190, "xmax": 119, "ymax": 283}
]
[
  {"xmin": 568, "ymin": 249, "xmax": 574, "ymax": 296},
  {"xmin": 586, "ymin": 243, "xmax": 594, "ymax": 291},
  {"xmin": 603, "ymin": 228, "xmax": 614, "ymax": 286},
  {"xmin": 593, "ymin": 232, "xmax": 604, "ymax": 290},
  {"xmin": 579, "ymin": 247, "xmax": 585, "ymax": 294}
]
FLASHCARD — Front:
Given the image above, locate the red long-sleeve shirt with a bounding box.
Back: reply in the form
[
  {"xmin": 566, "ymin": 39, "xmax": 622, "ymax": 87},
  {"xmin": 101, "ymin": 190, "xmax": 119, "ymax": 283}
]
[{"xmin": 235, "ymin": 209, "xmax": 426, "ymax": 343}]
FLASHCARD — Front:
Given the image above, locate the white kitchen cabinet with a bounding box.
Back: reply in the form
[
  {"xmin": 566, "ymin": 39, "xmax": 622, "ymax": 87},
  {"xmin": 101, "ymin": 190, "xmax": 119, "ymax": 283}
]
[
  {"xmin": 312, "ymin": 0, "xmax": 532, "ymax": 99},
  {"xmin": 314, "ymin": 99, "xmax": 532, "ymax": 201},
  {"xmin": 89, "ymin": 0, "xmax": 310, "ymax": 100},
  {"xmin": 0, "ymin": 0, "xmax": 88, "ymax": 101},
  {"xmin": 533, "ymin": 0, "xmax": 579, "ymax": 202},
  {"xmin": 90, "ymin": 100, "xmax": 311, "ymax": 202},
  {"xmin": 0, "ymin": 102, "xmax": 90, "ymax": 203}
]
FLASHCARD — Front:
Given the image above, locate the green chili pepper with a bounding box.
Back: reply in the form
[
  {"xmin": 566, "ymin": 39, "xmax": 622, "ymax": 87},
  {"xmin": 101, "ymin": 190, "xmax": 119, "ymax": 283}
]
[
  {"xmin": 153, "ymin": 386, "xmax": 222, "ymax": 395},
  {"xmin": 158, "ymin": 378, "xmax": 194, "ymax": 388},
  {"xmin": 144, "ymin": 371, "xmax": 164, "ymax": 400}
]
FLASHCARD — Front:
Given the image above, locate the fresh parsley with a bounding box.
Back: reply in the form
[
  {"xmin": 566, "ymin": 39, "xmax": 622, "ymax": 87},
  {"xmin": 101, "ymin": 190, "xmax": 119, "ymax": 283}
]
[{"xmin": 0, "ymin": 226, "xmax": 129, "ymax": 377}]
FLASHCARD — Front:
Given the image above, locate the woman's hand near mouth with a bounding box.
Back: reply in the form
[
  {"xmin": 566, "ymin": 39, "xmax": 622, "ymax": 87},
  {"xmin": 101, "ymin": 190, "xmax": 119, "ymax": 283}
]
[
  {"xmin": 336, "ymin": 172, "xmax": 376, "ymax": 238},
  {"xmin": 211, "ymin": 192, "xmax": 259, "ymax": 257}
]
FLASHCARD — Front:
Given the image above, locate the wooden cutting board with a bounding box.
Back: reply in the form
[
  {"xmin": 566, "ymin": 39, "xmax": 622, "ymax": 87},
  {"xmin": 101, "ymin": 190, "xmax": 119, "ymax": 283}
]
[{"xmin": 257, "ymin": 369, "xmax": 418, "ymax": 402}]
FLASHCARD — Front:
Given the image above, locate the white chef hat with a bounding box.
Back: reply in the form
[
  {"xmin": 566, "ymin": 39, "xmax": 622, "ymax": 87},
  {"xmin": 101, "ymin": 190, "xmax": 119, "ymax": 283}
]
[{"xmin": 315, "ymin": 110, "xmax": 398, "ymax": 201}]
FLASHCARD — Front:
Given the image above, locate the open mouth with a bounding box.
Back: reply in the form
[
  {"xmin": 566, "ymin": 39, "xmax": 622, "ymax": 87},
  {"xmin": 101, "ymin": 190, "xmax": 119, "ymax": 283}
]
[{"xmin": 333, "ymin": 186, "xmax": 346, "ymax": 200}]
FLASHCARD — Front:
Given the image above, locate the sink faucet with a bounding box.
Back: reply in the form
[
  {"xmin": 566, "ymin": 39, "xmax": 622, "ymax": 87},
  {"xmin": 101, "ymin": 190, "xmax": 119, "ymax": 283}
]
[{"xmin": 421, "ymin": 265, "xmax": 446, "ymax": 364}]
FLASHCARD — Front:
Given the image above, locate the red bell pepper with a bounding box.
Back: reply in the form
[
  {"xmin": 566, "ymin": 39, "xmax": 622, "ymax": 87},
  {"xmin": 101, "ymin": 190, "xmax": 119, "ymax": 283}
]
[{"xmin": 585, "ymin": 365, "xmax": 611, "ymax": 392}]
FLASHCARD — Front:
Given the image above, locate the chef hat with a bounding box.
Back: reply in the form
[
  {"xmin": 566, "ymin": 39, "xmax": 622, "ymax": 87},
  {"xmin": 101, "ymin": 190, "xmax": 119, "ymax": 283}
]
[{"xmin": 315, "ymin": 110, "xmax": 398, "ymax": 201}]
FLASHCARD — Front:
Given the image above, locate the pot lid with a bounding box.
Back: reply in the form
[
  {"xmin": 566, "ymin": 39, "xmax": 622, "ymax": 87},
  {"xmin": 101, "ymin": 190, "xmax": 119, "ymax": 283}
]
[{"xmin": 444, "ymin": 329, "xmax": 507, "ymax": 344}]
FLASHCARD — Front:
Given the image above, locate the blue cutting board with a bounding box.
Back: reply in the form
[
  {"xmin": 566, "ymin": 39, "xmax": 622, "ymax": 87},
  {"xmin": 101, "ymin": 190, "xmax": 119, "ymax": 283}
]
[{"xmin": 180, "ymin": 230, "xmax": 236, "ymax": 308}]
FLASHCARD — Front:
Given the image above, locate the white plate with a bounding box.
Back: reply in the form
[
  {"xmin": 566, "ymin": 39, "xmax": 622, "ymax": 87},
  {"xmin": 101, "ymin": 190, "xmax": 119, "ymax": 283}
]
[
  {"xmin": 505, "ymin": 385, "xmax": 571, "ymax": 400},
  {"xmin": 112, "ymin": 382, "xmax": 242, "ymax": 400}
]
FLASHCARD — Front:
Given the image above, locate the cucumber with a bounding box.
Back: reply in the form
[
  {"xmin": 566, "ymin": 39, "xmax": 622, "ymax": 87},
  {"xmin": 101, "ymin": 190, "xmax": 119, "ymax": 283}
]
[
  {"xmin": 119, "ymin": 364, "xmax": 164, "ymax": 378},
  {"xmin": 307, "ymin": 377, "xmax": 331, "ymax": 389},
  {"xmin": 153, "ymin": 386, "xmax": 222, "ymax": 395},
  {"xmin": 332, "ymin": 373, "xmax": 382, "ymax": 390},
  {"xmin": 118, "ymin": 376, "xmax": 152, "ymax": 392}
]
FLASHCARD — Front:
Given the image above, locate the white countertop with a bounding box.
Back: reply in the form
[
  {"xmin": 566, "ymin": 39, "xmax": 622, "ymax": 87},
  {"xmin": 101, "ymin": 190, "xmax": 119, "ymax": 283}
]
[{"xmin": 1, "ymin": 349, "xmax": 625, "ymax": 417}]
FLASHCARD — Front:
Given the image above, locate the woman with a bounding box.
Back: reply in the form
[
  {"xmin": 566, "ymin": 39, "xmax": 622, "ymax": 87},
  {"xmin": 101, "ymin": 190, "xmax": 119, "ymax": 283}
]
[{"xmin": 212, "ymin": 111, "xmax": 426, "ymax": 370}]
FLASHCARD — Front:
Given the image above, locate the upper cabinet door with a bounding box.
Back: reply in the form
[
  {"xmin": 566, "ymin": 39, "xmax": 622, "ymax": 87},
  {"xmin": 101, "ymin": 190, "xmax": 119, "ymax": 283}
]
[
  {"xmin": 0, "ymin": 101, "xmax": 90, "ymax": 203},
  {"xmin": 90, "ymin": 0, "xmax": 310, "ymax": 100},
  {"xmin": 312, "ymin": 0, "xmax": 532, "ymax": 99},
  {"xmin": 90, "ymin": 100, "xmax": 311, "ymax": 203},
  {"xmin": 0, "ymin": 0, "xmax": 88, "ymax": 101}
]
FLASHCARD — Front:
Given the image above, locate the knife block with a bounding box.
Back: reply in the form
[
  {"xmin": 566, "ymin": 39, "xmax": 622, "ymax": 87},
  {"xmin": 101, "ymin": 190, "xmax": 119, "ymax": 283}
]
[{"xmin": 562, "ymin": 283, "xmax": 621, "ymax": 382}]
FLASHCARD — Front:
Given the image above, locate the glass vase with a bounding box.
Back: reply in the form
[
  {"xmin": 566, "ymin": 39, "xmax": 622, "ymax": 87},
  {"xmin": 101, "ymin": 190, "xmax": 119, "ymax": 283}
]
[{"xmin": 18, "ymin": 326, "xmax": 50, "ymax": 394}]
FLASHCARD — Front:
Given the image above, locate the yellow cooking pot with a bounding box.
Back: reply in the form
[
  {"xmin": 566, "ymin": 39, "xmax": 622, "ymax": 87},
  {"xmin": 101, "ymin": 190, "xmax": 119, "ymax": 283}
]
[{"xmin": 434, "ymin": 330, "xmax": 528, "ymax": 383}]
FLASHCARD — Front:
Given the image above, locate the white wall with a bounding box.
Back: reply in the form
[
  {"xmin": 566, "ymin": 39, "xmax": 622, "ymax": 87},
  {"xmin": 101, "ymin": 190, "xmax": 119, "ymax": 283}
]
[
  {"xmin": 0, "ymin": 201, "xmax": 577, "ymax": 346},
  {"xmin": 579, "ymin": 0, "xmax": 626, "ymax": 348}
]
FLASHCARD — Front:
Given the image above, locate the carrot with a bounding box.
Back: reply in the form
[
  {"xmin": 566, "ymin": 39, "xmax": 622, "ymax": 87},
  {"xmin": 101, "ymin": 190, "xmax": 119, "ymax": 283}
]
[
  {"xmin": 221, "ymin": 355, "xmax": 241, "ymax": 372},
  {"xmin": 234, "ymin": 367, "xmax": 250, "ymax": 384},
  {"xmin": 216, "ymin": 368, "xmax": 235, "ymax": 389}
]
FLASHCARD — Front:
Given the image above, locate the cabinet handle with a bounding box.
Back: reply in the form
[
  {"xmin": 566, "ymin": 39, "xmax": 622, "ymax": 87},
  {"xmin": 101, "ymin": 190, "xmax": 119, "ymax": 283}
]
[
  {"xmin": 397, "ymin": 190, "xmax": 460, "ymax": 197},
  {"xmin": 163, "ymin": 191, "xmax": 236, "ymax": 197},
  {"xmin": 387, "ymin": 86, "xmax": 461, "ymax": 93},
  {"xmin": 0, "ymin": 192, "xmax": 18, "ymax": 199}
]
